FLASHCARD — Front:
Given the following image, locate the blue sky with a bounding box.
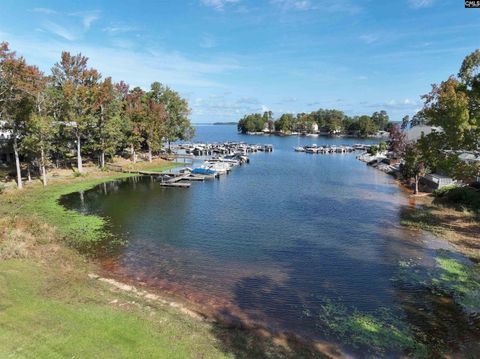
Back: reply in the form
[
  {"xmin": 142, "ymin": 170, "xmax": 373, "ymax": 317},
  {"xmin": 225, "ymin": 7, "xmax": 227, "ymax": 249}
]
[{"xmin": 0, "ymin": 0, "xmax": 478, "ymax": 123}]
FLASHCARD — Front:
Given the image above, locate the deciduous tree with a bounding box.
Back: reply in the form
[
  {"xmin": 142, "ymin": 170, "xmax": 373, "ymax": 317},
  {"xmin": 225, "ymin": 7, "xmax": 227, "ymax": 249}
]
[
  {"xmin": 51, "ymin": 52, "xmax": 101, "ymax": 172},
  {"xmin": 0, "ymin": 42, "xmax": 43, "ymax": 188}
]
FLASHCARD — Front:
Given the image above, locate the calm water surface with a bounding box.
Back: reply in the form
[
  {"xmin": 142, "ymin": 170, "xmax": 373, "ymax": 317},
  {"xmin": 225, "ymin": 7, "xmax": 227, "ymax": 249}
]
[{"xmin": 61, "ymin": 125, "xmax": 479, "ymax": 357}]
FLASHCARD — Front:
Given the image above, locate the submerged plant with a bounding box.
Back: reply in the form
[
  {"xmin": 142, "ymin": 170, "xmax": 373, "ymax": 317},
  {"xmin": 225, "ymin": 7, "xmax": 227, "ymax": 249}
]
[
  {"xmin": 396, "ymin": 249, "xmax": 480, "ymax": 315},
  {"xmin": 433, "ymin": 252, "xmax": 480, "ymax": 314},
  {"xmin": 303, "ymin": 298, "xmax": 427, "ymax": 357}
]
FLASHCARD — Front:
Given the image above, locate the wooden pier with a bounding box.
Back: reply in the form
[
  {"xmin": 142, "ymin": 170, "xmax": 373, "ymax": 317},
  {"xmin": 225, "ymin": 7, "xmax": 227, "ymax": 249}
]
[{"xmin": 158, "ymin": 182, "xmax": 191, "ymax": 188}]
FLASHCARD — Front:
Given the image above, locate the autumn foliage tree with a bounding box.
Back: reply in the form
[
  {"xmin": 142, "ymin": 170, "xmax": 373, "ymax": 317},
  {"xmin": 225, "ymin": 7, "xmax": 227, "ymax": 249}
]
[
  {"xmin": 0, "ymin": 42, "xmax": 44, "ymax": 189},
  {"xmin": 413, "ymin": 49, "xmax": 480, "ymax": 182},
  {"xmin": 51, "ymin": 52, "xmax": 101, "ymax": 173},
  {"xmin": 0, "ymin": 43, "xmax": 193, "ymax": 188}
]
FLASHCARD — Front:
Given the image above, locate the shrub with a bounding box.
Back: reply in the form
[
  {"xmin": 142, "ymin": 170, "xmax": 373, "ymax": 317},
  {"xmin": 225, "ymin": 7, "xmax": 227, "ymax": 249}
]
[
  {"xmin": 379, "ymin": 141, "xmax": 387, "ymax": 152},
  {"xmin": 433, "ymin": 184, "xmax": 458, "ymax": 196},
  {"xmin": 434, "ymin": 185, "xmax": 480, "ymax": 212}
]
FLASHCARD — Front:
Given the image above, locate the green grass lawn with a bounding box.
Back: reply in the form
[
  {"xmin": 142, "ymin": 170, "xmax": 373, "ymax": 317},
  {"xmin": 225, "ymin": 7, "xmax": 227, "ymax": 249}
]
[
  {"xmin": 0, "ymin": 260, "xmax": 231, "ymax": 359},
  {"xmin": 119, "ymin": 161, "xmax": 184, "ymax": 173}
]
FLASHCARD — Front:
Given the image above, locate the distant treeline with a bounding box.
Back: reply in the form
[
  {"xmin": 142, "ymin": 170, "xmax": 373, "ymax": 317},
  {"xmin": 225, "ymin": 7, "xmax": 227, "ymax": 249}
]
[
  {"xmin": 213, "ymin": 122, "xmax": 237, "ymax": 125},
  {"xmin": 0, "ymin": 42, "xmax": 194, "ymax": 189},
  {"xmin": 237, "ymin": 109, "xmax": 391, "ymax": 136}
]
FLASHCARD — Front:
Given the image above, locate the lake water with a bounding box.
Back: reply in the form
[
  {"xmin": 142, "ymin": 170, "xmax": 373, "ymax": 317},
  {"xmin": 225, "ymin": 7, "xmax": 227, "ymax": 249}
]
[{"xmin": 61, "ymin": 125, "xmax": 480, "ymax": 357}]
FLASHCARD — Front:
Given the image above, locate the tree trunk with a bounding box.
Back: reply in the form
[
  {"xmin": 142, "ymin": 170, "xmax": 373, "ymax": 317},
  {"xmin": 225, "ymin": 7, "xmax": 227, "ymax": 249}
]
[
  {"xmin": 79, "ymin": 191, "xmax": 85, "ymax": 208},
  {"xmin": 414, "ymin": 175, "xmax": 419, "ymax": 194},
  {"xmin": 27, "ymin": 165, "xmax": 32, "ymax": 182},
  {"xmin": 131, "ymin": 144, "xmax": 136, "ymax": 163},
  {"xmin": 101, "ymin": 151, "xmax": 105, "ymax": 169},
  {"xmin": 13, "ymin": 136, "xmax": 23, "ymax": 190},
  {"xmin": 148, "ymin": 145, "xmax": 152, "ymax": 162},
  {"xmin": 41, "ymin": 146, "xmax": 47, "ymax": 186},
  {"xmin": 77, "ymin": 134, "xmax": 83, "ymax": 173}
]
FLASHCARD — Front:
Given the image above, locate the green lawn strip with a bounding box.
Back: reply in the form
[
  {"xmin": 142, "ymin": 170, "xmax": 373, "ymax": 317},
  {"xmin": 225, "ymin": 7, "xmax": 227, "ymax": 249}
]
[
  {"xmin": 122, "ymin": 162, "xmax": 184, "ymax": 173},
  {"xmin": 0, "ymin": 260, "xmax": 230, "ymax": 359}
]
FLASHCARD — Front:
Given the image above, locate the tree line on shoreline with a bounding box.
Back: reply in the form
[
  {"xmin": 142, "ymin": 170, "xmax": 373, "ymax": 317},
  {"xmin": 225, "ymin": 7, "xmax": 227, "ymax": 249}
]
[
  {"xmin": 237, "ymin": 109, "xmax": 391, "ymax": 137},
  {"xmin": 390, "ymin": 50, "xmax": 480, "ymax": 192},
  {"xmin": 0, "ymin": 42, "xmax": 194, "ymax": 189}
]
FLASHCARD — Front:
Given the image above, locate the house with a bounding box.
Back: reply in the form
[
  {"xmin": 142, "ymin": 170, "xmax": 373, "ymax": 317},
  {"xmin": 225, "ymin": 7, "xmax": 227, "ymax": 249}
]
[
  {"xmin": 310, "ymin": 122, "xmax": 319, "ymax": 133},
  {"xmin": 0, "ymin": 121, "xmax": 13, "ymax": 164},
  {"xmin": 0, "ymin": 121, "xmax": 11, "ymax": 141},
  {"xmin": 404, "ymin": 125, "xmax": 442, "ymax": 143},
  {"xmin": 262, "ymin": 122, "xmax": 271, "ymax": 133},
  {"xmin": 374, "ymin": 130, "xmax": 390, "ymax": 138},
  {"xmin": 420, "ymin": 173, "xmax": 455, "ymax": 192}
]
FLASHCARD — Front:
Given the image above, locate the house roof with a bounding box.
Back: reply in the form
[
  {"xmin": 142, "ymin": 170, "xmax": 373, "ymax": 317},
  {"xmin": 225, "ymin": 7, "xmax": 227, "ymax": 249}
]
[{"xmin": 404, "ymin": 125, "xmax": 442, "ymax": 142}]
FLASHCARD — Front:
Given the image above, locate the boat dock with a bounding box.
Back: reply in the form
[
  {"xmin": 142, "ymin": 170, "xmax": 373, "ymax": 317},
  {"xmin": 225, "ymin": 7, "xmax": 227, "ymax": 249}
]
[
  {"xmin": 294, "ymin": 145, "xmax": 356, "ymax": 154},
  {"xmin": 107, "ymin": 142, "xmax": 274, "ymax": 189},
  {"xmin": 175, "ymin": 142, "xmax": 274, "ymax": 156}
]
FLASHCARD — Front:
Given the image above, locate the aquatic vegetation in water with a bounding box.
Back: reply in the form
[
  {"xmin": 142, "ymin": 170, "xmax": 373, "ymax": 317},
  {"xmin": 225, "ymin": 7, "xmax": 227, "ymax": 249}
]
[
  {"xmin": 303, "ymin": 299, "xmax": 427, "ymax": 357},
  {"xmin": 396, "ymin": 250, "xmax": 480, "ymax": 315},
  {"xmin": 433, "ymin": 252, "xmax": 480, "ymax": 314}
]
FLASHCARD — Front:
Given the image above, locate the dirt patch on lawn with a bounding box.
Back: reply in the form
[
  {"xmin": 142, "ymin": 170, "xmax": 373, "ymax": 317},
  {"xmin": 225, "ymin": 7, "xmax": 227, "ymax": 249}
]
[{"xmin": 401, "ymin": 195, "xmax": 480, "ymax": 261}]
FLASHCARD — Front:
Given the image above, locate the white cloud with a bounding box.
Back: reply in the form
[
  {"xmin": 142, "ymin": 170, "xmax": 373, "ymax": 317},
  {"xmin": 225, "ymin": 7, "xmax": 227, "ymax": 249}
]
[
  {"xmin": 271, "ymin": 0, "xmax": 361, "ymax": 14},
  {"xmin": 1, "ymin": 31, "xmax": 240, "ymax": 90},
  {"xmin": 31, "ymin": 7, "xmax": 58, "ymax": 15},
  {"xmin": 71, "ymin": 11, "xmax": 101, "ymax": 29},
  {"xmin": 272, "ymin": 0, "xmax": 312, "ymax": 10},
  {"xmin": 191, "ymin": 95, "xmax": 263, "ymax": 117},
  {"xmin": 103, "ymin": 24, "xmax": 140, "ymax": 34},
  {"xmin": 408, "ymin": 0, "xmax": 435, "ymax": 9},
  {"xmin": 42, "ymin": 21, "xmax": 77, "ymax": 41},
  {"xmin": 384, "ymin": 98, "xmax": 417, "ymax": 108},
  {"xmin": 200, "ymin": 0, "xmax": 240, "ymax": 11}
]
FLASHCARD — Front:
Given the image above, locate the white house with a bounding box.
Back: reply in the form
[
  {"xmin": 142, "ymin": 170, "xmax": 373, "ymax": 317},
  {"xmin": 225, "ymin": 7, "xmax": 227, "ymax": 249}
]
[
  {"xmin": 0, "ymin": 120, "xmax": 12, "ymax": 140},
  {"xmin": 404, "ymin": 125, "xmax": 442, "ymax": 143},
  {"xmin": 0, "ymin": 120, "xmax": 13, "ymax": 164},
  {"xmin": 310, "ymin": 122, "xmax": 319, "ymax": 133},
  {"xmin": 262, "ymin": 122, "xmax": 270, "ymax": 133}
]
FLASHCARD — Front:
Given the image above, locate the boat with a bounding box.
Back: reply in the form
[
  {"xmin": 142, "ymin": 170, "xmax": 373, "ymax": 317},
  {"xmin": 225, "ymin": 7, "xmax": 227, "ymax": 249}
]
[
  {"xmin": 191, "ymin": 167, "xmax": 216, "ymax": 175},
  {"xmin": 206, "ymin": 162, "xmax": 231, "ymax": 174},
  {"xmin": 294, "ymin": 146, "xmax": 306, "ymax": 152}
]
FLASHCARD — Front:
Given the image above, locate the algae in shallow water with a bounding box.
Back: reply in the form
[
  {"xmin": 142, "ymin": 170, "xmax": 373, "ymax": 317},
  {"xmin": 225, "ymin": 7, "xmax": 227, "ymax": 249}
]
[
  {"xmin": 396, "ymin": 250, "xmax": 480, "ymax": 315},
  {"xmin": 303, "ymin": 298, "xmax": 427, "ymax": 357}
]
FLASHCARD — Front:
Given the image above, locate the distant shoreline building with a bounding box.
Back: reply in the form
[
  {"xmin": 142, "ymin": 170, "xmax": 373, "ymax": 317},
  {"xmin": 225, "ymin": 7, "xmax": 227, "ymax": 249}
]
[
  {"xmin": 0, "ymin": 121, "xmax": 13, "ymax": 164},
  {"xmin": 404, "ymin": 125, "xmax": 442, "ymax": 143}
]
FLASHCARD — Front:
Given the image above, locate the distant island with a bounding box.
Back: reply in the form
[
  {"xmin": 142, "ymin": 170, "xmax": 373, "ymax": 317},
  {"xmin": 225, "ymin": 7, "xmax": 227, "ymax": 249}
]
[
  {"xmin": 213, "ymin": 122, "xmax": 237, "ymax": 125},
  {"xmin": 236, "ymin": 109, "xmax": 401, "ymax": 138}
]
